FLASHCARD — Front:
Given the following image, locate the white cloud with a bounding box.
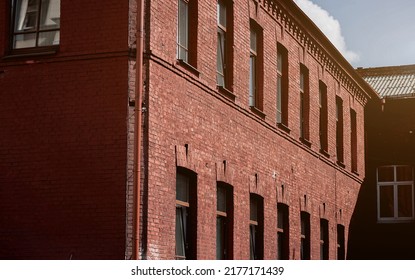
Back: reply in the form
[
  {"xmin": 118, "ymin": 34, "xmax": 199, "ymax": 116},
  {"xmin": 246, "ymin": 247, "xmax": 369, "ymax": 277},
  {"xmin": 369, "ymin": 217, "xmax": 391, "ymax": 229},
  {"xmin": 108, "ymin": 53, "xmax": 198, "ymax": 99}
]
[{"xmin": 293, "ymin": 0, "xmax": 359, "ymax": 64}]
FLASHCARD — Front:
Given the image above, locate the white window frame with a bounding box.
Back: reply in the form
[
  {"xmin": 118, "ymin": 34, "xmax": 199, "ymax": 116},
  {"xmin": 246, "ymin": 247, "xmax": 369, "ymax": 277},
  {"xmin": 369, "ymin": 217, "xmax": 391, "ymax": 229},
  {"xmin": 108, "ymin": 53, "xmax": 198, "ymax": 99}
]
[{"xmin": 377, "ymin": 165, "xmax": 414, "ymax": 223}]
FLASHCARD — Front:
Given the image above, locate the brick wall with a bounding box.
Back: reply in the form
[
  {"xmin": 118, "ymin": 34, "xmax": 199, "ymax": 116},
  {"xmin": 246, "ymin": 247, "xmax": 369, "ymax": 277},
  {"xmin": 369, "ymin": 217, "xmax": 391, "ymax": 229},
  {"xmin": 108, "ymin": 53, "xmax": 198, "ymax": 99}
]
[
  {"xmin": 0, "ymin": 0, "xmax": 129, "ymax": 259},
  {"xmin": 140, "ymin": 0, "xmax": 369, "ymax": 259}
]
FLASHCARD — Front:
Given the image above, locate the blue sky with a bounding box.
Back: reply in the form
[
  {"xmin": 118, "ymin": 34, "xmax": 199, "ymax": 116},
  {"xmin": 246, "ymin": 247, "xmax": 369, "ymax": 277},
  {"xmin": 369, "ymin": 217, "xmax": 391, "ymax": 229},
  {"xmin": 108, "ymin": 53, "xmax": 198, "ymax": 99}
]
[{"xmin": 294, "ymin": 0, "xmax": 415, "ymax": 68}]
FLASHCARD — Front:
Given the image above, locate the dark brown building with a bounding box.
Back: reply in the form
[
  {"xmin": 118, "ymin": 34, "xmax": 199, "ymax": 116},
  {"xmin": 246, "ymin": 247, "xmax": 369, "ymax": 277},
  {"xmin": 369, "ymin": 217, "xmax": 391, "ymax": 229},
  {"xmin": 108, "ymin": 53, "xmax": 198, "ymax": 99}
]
[{"xmin": 349, "ymin": 65, "xmax": 415, "ymax": 259}]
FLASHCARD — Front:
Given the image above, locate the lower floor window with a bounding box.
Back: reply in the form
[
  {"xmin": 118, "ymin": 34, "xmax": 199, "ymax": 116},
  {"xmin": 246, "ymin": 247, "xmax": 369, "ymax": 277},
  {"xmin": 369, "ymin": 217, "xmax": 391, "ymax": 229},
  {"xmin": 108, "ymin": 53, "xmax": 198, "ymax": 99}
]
[{"xmin": 377, "ymin": 165, "xmax": 414, "ymax": 222}]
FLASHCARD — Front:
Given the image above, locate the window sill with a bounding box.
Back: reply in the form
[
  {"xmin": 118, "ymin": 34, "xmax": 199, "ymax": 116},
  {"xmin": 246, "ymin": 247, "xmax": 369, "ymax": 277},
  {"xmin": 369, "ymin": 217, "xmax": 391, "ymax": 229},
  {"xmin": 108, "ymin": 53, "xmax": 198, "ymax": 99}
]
[
  {"xmin": 217, "ymin": 86, "xmax": 236, "ymax": 101},
  {"xmin": 336, "ymin": 160, "xmax": 346, "ymax": 168},
  {"xmin": 300, "ymin": 137, "xmax": 312, "ymax": 148},
  {"xmin": 277, "ymin": 122, "xmax": 291, "ymax": 134},
  {"xmin": 319, "ymin": 149, "xmax": 330, "ymax": 158},
  {"xmin": 250, "ymin": 106, "xmax": 266, "ymax": 119},
  {"xmin": 2, "ymin": 46, "xmax": 59, "ymax": 60},
  {"xmin": 377, "ymin": 219, "xmax": 414, "ymax": 224},
  {"xmin": 177, "ymin": 59, "xmax": 200, "ymax": 76}
]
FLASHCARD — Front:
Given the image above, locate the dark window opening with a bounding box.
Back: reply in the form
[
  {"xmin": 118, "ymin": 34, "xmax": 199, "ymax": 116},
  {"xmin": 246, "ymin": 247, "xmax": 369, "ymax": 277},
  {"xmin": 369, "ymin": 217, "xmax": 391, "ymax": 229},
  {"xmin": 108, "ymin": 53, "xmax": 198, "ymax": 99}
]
[
  {"xmin": 216, "ymin": 182, "xmax": 233, "ymax": 260},
  {"xmin": 175, "ymin": 168, "xmax": 197, "ymax": 260},
  {"xmin": 277, "ymin": 203, "xmax": 289, "ymax": 260},
  {"xmin": 250, "ymin": 194, "xmax": 264, "ymax": 260}
]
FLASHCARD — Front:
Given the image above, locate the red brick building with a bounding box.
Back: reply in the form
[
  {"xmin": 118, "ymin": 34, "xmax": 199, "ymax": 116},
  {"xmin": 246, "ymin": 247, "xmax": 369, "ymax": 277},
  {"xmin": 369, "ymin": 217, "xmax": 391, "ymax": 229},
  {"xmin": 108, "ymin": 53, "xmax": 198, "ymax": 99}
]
[
  {"xmin": 0, "ymin": 0, "xmax": 375, "ymax": 259},
  {"xmin": 0, "ymin": 0, "xmax": 131, "ymax": 259}
]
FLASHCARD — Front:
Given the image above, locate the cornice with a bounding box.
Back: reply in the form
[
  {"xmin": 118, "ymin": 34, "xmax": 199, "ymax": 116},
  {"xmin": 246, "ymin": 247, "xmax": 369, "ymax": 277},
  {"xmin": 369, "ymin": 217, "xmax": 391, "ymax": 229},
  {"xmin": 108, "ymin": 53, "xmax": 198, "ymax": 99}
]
[{"xmin": 257, "ymin": 0, "xmax": 372, "ymax": 106}]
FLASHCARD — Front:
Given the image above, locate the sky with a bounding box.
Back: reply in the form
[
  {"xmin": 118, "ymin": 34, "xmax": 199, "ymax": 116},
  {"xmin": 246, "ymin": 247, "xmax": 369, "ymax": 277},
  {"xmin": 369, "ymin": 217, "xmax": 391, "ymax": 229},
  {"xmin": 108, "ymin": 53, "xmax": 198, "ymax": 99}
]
[{"xmin": 293, "ymin": 0, "xmax": 415, "ymax": 68}]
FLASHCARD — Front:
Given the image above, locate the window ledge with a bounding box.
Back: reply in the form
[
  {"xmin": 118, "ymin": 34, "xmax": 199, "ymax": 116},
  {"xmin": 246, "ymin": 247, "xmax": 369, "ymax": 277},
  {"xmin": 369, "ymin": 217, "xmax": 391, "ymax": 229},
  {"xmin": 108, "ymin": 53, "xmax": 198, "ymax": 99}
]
[
  {"xmin": 300, "ymin": 137, "xmax": 312, "ymax": 148},
  {"xmin": 217, "ymin": 86, "xmax": 236, "ymax": 101},
  {"xmin": 377, "ymin": 219, "xmax": 414, "ymax": 224},
  {"xmin": 177, "ymin": 59, "xmax": 200, "ymax": 76},
  {"xmin": 336, "ymin": 160, "xmax": 346, "ymax": 168},
  {"xmin": 319, "ymin": 149, "xmax": 330, "ymax": 158},
  {"xmin": 250, "ymin": 106, "xmax": 266, "ymax": 119},
  {"xmin": 2, "ymin": 47, "xmax": 59, "ymax": 60},
  {"xmin": 277, "ymin": 122, "xmax": 291, "ymax": 134}
]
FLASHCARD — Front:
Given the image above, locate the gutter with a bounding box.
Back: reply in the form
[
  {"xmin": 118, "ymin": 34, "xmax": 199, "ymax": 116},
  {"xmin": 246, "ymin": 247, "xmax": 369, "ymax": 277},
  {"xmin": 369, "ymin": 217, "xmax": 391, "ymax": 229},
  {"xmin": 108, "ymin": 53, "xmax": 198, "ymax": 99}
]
[{"xmin": 133, "ymin": 0, "xmax": 144, "ymax": 260}]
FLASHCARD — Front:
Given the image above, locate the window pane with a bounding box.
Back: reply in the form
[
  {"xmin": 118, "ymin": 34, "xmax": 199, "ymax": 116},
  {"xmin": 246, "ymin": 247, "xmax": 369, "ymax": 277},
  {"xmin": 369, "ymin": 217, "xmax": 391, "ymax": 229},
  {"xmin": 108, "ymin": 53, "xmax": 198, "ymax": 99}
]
[
  {"xmin": 13, "ymin": 33, "xmax": 36, "ymax": 49},
  {"xmin": 249, "ymin": 55, "xmax": 256, "ymax": 106},
  {"xmin": 38, "ymin": 30, "xmax": 59, "ymax": 46},
  {"xmin": 250, "ymin": 196, "xmax": 258, "ymax": 222},
  {"xmin": 216, "ymin": 216, "xmax": 225, "ymax": 259},
  {"xmin": 175, "ymin": 207, "xmax": 187, "ymax": 258},
  {"xmin": 398, "ymin": 184, "xmax": 413, "ymax": 218},
  {"xmin": 217, "ymin": 0, "xmax": 226, "ymax": 28},
  {"xmin": 277, "ymin": 75, "xmax": 282, "ymax": 123},
  {"xmin": 178, "ymin": 0, "xmax": 188, "ymax": 60},
  {"xmin": 176, "ymin": 173, "xmax": 189, "ymax": 202},
  {"xmin": 217, "ymin": 185, "xmax": 227, "ymax": 212},
  {"xmin": 378, "ymin": 166, "xmax": 394, "ymax": 182},
  {"xmin": 379, "ymin": 185, "xmax": 394, "ymax": 218},
  {"xmin": 249, "ymin": 224, "xmax": 256, "ymax": 260},
  {"xmin": 250, "ymin": 28, "xmax": 257, "ymax": 52},
  {"xmin": 217, "ymin": 31, "xmax": 225, "ymax": 86},
  {"xmin": 40, "ymin": 0, "xmax": 60, "ymax": 30},
  {"xmin": 277, "ymin": 52, "xmax": 282, "ymax": 72},
  {"xmin": 15, "ymin": 0, "xmax": 39, "ymax": 32},
  {"xmin": 396, "ymin": 166, "xmax": 413, "ymax": 181}
]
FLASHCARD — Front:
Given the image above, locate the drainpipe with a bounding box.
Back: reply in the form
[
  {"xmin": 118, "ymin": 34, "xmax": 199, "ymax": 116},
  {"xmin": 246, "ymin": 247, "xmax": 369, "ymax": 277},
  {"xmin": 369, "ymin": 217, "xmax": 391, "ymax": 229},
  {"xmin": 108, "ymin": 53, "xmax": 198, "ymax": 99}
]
[{"xmin": 133, "ymin": 0, "xmax": 145, "ymax": 260}]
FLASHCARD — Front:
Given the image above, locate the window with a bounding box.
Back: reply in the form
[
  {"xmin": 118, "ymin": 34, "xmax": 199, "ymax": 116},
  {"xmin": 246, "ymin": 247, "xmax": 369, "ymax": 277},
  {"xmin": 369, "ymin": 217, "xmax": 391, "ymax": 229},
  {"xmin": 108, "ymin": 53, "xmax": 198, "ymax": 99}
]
[
  {"xmin": 177, "ymin": 0, "xmax": 197, "ymax": 67},
  {"xmin": 250, "ymin": 194, "xmax": 264, "ymax": 260},
  {"xmin": 249, "ymin": 21, "xmax": 263, "ymax": 110},
  {"xmin": 11, "ymin": 0, "xmax": 60, "ymax": 50},
  {"xmin": 175, "ymin": 168, "xmax": 197, "ymax": 259},
  {"xmin": 216, "ymin": 0, "xmax": 233, "ymax": 90},
  {"xmin": 337, "ymin": 224, "xmax": 345, "ymax": 260},
  {"xmin": 216, "ymin": 182, "xmax": 233, "ymax": 260},
  {"xmin": 319, "ymin": 82, "xmax": 328, "ymax": 154},
  {"xmin": 377, "ymin": 165, "xmax": 414, "ymax": 222},
  {"xmin": 277, "ymin": 44, "xmax": 289, "ymax": 127},
  {"xmin": 320, "ymin": 219, "xmax": 329, "ymax": 260},
  {"xmin": 277, "ymin": 203, "xmax": 289, "ymax": 260},
  {"xmin": 336, "ymin": 97, "xmax": 344, "ymax": 165},
  {"xmin": 350, "ymin": 109, "xmax": 358, "ymax": 172},
  {"xmin": 300, "ymin": 212, "xmax": 310, "ymax": 260},
  {"xmin": 299, "ymin": 65, "xmax": 309, "ymax": 141}
]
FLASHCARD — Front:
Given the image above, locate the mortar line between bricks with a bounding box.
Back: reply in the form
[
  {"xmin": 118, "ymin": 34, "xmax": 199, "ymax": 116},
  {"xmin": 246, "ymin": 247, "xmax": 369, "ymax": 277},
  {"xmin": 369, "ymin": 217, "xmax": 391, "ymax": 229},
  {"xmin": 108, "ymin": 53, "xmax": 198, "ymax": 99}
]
[{"xmin": 146, "ymin": 52, "xmax": 363, "ymax": 185}]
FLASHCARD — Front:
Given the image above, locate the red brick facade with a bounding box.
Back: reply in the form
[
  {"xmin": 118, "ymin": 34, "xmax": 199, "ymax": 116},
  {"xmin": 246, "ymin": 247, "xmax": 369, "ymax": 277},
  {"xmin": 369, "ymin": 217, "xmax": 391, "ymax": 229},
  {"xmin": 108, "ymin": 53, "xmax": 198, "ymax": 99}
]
[
  {"xmin": 137, "ymin": 0, "xmax": 373, "ymax": 259},
  {"xmin": 0, "ymin": 0, "xmax": 130, "ymax": 259},
  {"xmin": 1, "ymin": 0, "xmax": 375, "ymax": 260}
]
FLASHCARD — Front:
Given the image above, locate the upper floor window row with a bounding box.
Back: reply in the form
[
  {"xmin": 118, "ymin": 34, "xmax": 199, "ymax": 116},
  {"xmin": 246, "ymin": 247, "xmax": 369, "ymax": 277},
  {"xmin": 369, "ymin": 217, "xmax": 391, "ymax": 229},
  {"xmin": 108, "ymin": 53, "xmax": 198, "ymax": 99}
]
[{"xmin": 11, "ymin": 0, "xmax": 60, "ymax": 50}]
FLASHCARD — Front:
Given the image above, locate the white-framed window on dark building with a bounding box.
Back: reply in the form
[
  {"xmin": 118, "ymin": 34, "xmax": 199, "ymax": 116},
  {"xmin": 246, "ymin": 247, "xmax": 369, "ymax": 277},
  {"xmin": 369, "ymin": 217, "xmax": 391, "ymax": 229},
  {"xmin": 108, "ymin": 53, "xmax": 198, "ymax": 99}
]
[
  {"xmin": 177, "ymin": 0, "xmax": 197, "ymax": 67},
  {"xmin": 277, "ymin": 203, "xmax": 289, "ymax": 260},
  {"xmin": 216, "ymin": 182, "xmax": 233, "ymax": 260},
  {"xmin": 175, "ymin": 168, "xmax": 197, "ymax": 259},
  {"xmin": 320, "ymin": 219, "xmax": 329, "ymax": 260},
  {"xmin": 250, "ymin": 194, "xmax": 264, "ymax": 260},
  {"xmin": 11, "ymin": 0, "xmax": 60, "ymax": 50},
  {"xmin": 377, "ymin": 165, "xmax": 414, "ymax": 222},
  {"xmin": 300, "ymin": 211, "xmax": 310, "ymax": 260},
  {"xmin": 216, "ymin": 0, "xmax": 233, "ymax": 90}
]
